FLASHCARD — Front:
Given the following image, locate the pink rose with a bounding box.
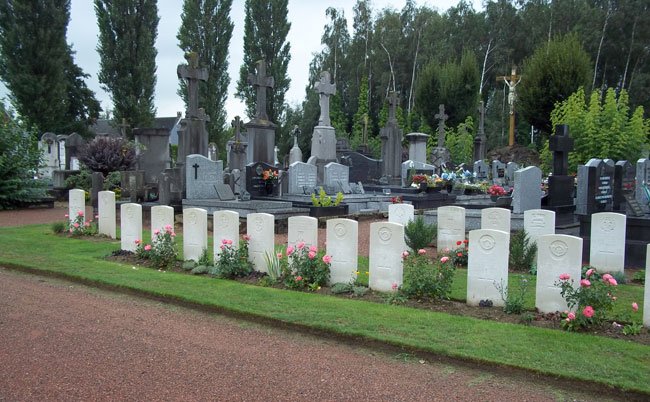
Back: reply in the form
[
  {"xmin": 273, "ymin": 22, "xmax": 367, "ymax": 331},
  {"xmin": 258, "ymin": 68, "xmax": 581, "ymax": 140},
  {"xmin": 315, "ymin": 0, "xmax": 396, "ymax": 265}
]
[
  {"xmin": 440, "ymin": 256, "xmax": 449, "ymax": 263},
  {"xmin": 134, "ymin": 239, "xmax": 141, "ymax": 244},
  {"xmin": 226, "ymin": 239, "xmax": 233, "ymax": 245},
  {"xmin": 602, "ymin": 274, "xmax": 613, "ymax": 282},
  {"xmin": 608, "ymin": 278, "xmax": 618, "ymax": 286},
  {"xmin": 286, "ymin": 245, "xmax": 294, "ymax": 256},
  {"xmin": 84, "ymin": 222, "xmax": 90, "ymax": 227},
  {"xmin": 568, "ymin": 311, "xmax": 576, "ymax": 320},
  {"xmin": 392, "ymin": 282, "xmax": 397, "ymax": 290},
  {"xmin": 277, "ymin": 253, "xmax": 283, "ymax": 259},
  {"xmin": 154, "ymin": 229, "xmax": 160, "ymax": 235},
  {"xmin": 94, "ymin": 215, "xmax": 99, "ymax": 219},
  {"xmin": 632, "ymin": 302, "xmax": 639, "ymax": 311},
  {"xmin": 73, "ymin": 223, "xmax": 80, "ymax": 228},
  {"xmin": 296, "ymin": 276, "xmax": 302, "ymax": 281},
  {"xmin": 64, "ymin": 214, "xmax": 69, "ymax": 218},
  {"xmin": 401, "ymin": 251, "xmax": 409, "ymax": 259},
  {"xmin": 585, "ymin": 268, "xmax": 595, "ymax": 277},
  {"xmin": 580, "ymin": 279, "xmax": 591, "ymax": 288},
  {"xmin": 77, "ymin": 211, "xmax": 84, "ymax": 216},
  {"xmin": 308, "ymin": 251, "xmax": 316, "ymax": 259},
  {"xmin": 220, "ymin": 245, "xmax": 225, "ymax": 249},
  {"xmin": 297, "ymin": 242, "xmax": 305, "ymax": 249},
  {"xmin": 582, "ymin": 306, "xmax": 594, "ymax": 318},
  {"xmin": 565, "ymin": 318, "xmax": 571, "ymax": 323},
  {"xmin": 613, "ymin": 296, "xmax": 617, "ymax": 301},
  {"xmin": 322, "ymin": 255, "xmax": 332, "ymax": 264},
  {"xmin": 144, "ymin": 245, "xmax": 152, "ymax": 251},
  {"xmin": 418, "ymin": 249, "xmax": 426, "ymax": 255},
  {"xmin": 444, "ymin": 248, "xmax": 450, "ymax": 253},
  {"xmin": 559, "ymin": 273, "xmax": 570, "ymax": 280},
  {"xmin": 310, "ymin": 245, "xmax": 318, "ymax": 253},
  {"xmin": 165, "ymin": 225, "xmax": 172, "ymax": 230},
  {"xmin": 222, "ymin": 239, "xmax": 228, "ymax": 245},
  {"xmin": 171, "ymin": 233, "xmax": 176, "ymax": 237},
  {"xmin": 69, "ymin": 229, "xmax": 73, "ymax": 233},
  {"xmin": 243, "ymin": 234, "xmax": 251, "ymax": 241}
]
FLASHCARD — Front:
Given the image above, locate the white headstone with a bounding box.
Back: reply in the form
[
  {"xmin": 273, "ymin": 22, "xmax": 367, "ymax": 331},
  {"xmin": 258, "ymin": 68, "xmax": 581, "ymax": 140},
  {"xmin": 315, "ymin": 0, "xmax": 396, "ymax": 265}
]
[
  {"xmin": 369, "ymin": 222, "xmax": 406, "ymax": 292},
  {"xmin": 98, "ymin": 191, "xmax": 116, "ymax": 239},
  {"xmin": 247, "ymin": 213, "xmax": 275, "ymax": 273},
  {"xmin": 467, "ymin": 229, "xmax": 510, "ymax": 307},
  {"xmin": 481, "ymin": 207, "xmax": 511, "ymax": 233},
  {"xmin": 512, "ymin": 166, "xmax": 542, "ymax": 213},
  {"xmin": 437, "ymin": 206, "xmax": 466, "ymax": 252},
  {"xmin": 288, "ymin": 162, "xmax": 317, "ymax": 194},
  {"xmin": 589, "ymin": 212, "xmax": 626, "ymax": 274},
  {"xmin": 120, "ymin": 203, "xmax": 142, "ymax": 252},
  {"xmin": 523, "ymin": 209, "xmax": 555, "ymax": 246},
  {"xmin": 388, "ymin": 204, "xmax": 414, "ymax": 227},
  {"xmin": 535, "ymin": 234, "xmax": 582, "ymax": 313},
  {"xmin": 644, "ymin": 244, "xmax": 650, "ymax": 326},
  {"xmin": 288, "ymin": 216, "xmax": 318, "ymax": 249},
  {"xmin": 151, "ymin": 205, "xmax": 174, "ymax": 236},
  {"xmin": 68, "ymin": 189, "xmax": 86, "ymax": 224},
  {"xmin": 182, "ymin": 208, "xmax": 208, "ymax": 262},
  {"xmin": 213, "ymin": 210, "xmax": 240, "ymax": 260},
  {"xmin": 326, "ymin": 218, "xmax": 359, "ymax": 285}
]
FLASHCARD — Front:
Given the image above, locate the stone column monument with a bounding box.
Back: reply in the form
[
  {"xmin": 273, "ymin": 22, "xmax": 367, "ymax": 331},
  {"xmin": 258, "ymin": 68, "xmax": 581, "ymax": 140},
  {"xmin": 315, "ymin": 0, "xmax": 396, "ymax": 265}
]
[
  {"xmin": 473, "ymin": 101, "xmax": 488, "ymax": 163},
  {"xmin": 380, "ymin": 91, "xmax": 403, "ymax": 185},
  {"xmin": 245, "ymin": 60, "xmax": 276, "ymax": 165},
  {"xmin": 289, "ymin": 126, "xmax": 303, "ymax": 164},
  {"xmin": 429, "ymin": 104, "xmax": 451, "ymax": 172},
  {"xmin": 310, "ymin": 71, "xmax": 338, "ymax": 181}
]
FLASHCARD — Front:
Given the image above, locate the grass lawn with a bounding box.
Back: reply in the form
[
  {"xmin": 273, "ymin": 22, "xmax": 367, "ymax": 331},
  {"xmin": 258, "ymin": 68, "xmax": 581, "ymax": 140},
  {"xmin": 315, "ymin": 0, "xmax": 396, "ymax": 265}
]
[{"xmin": 1, "ymin": 224, "xmax": 649, "ymax": 394}]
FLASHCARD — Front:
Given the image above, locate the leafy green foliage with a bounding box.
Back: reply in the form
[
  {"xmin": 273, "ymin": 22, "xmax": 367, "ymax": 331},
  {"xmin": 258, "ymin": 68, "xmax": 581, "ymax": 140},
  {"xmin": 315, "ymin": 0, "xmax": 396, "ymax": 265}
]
[
  {"xmin": 632, "ymin": 270, "xmax": 645, "ymax": 285},
  {"xmin": 548, "ymin": 87, "xmax": 649, "ymax": 173},
  {"xmin": 557, "ymin": 269, "xmax": 619, "ymax": 331},
  {"xmin": 95, "ymin": 0, "xmax": 159, "ymax": 132},
  {"xmin": 214, "ymin": 239, "xmax": 252, "ymax": 279},
  {"xmin": 401, "ymin": 253, "xmax": 455, "ymax": 300},
  {"xmin": 280, "ymin": 245, "xmax": 331, "ymax": 287},
  {"xmin": 509, "ymin": 229, "xmax": 537, "ymax": 272},
  {"xmin": 198, "ymin": 247, "xmax": 211, "ymax": 267},
  {"xmin": 51, "ymin": 221, "xmax": 66, "ymax": 234},
  {"xmin": 311, "ymin": 188, "xmax": 343, "ymax": 207},
  {"xmin": 623, "ymin": 322, "xmax": 643, "ymax": 336},
  {"xmin": 331, "ymin": 282, "xmax": 352, "ymax": 294},
  {"xmin": 235, "ymin": 0, "xmax": 291, "ymax": 124},
  {"xmin": 65, "ymin": 169, "xmax": 91, "ymax": 191},
  {"xmin": 445, "ymin": 116, "xmax": 475, "ymax": 166},
  {"xmin": 518, "ymin": 34, "xmax": 592, "ymax": 136},
  {"xmin": 495, "ymin": 276, "xmax": 530, "ymax": 314},
  {"xmin": 177, "ymin": 0, "xmax": 233, "ymax": 144},
  {"xmin": 0, "ymin": 105, "xmax": 46, "ymax": 209},
  {"xmin": 80, "ymin": 137, "xmax": 137, "ymax": 176},
  {"xmin": 404, "ymin": 217, "xmax": 436, "ymax": 252},
  {"xmin": 0, "ymin": 0, "xmax": 99, "ymax": 136}
]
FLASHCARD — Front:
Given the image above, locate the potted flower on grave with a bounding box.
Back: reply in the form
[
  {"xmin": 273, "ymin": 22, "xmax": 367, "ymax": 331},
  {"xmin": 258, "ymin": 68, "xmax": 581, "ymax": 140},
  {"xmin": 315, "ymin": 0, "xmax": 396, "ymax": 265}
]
[
  {"xmin": 441, "ymin": 171, "xmax": 456, "ymax": 192},
  {"xmin": 261, "ymin": 168, "xmax": 278, "ymax": 195},
  {"xmin": 411, "ymin": 174, "xmax": 429, "ymax": 192},
  {"xmin": 488, "ymin": 184, "xmax": 507, "ymax": 201},
  {"xmin": 309, "ymin": 187, "xmax": 348, "ymax": 217}
]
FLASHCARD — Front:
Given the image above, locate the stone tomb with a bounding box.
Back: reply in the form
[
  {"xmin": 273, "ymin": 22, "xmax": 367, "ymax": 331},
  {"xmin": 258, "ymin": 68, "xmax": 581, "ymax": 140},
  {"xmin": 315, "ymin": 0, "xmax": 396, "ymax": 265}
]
[
  {"xmin": 134, "ymin": 127, "xmax": 171, "ymax": 184},
  {"xmin": 185, "ymin": 154, "xmax": 223, "ymax": 199},
  {"xmin": 369, "ymin": 222, "xmax": 406, "ymax": 292},
  {"xmin": 323, "ymin": 162, "xmax": 351, "ymax": 194},
  {"xmin": 523, "ymin": 209, "xmax": 555, "ymax": 246},
  {"xmin": 246, "ymin": 162, "xmax": 279, "ymax": 197},
  {"xmin": 589, "ymin": 212, "xmax": 626, "ymax": 274},
  {"xmin": 481, "ymin": 208, "xmax": 511, "ymax": 233},
  {"xmin": 535, "ymin": 234, "xmax": 582, "ymax": 313},
  {"xmin": 68, "ymin": 189, "xmax": 86, "ymax": 224},
  {"xmin": 492, "ymin": 160, "xmax": 506, "ymax": 185},
  {"xmin": 151, "ymin": 205, "xmax": 174, "ymax": 235},
  {"xmin": 401, "ymin": 160, "xmax": 436, "ymax": 187},
  {"xmin": 38, "ymin": 132, "xmax": 59, "ymax": 178},
  {"xmin": 64, "ymin": 133, "xmax": 85, "ymax": 170},
  {"xmin": 406, "ymin": 133, "xmax": 429, "ymax": 164},
  {"xmin": 388, "ymin": 204, "xmax": 414, "ymax": 227},
  {"xmin": 635, "ymin": 159, "xmax": 649, "ymax": 214},
  {"xmin": 183, "ymin": 208, "xmax": 208, "ymax": 262},
  {"xmin": 467, "ymin": 229, "xmax": 510, "ymax": 307},
  {"xmin": 473, "ymin": 160, "xmax": 489, "ymax": 181},
  {"xmin": 288, "ymin": 216, "xmax": 318, "ymax": 250},
  {"xmin": 247, "ymin": 213, "xmax": 275, "ymax": 273},
  {"xmin": 512, "ymin": 166, "xmax": 542, "ymax": 214},
  {"xmin": 98, "ymin": 191, "xmax": 116, "ymax": 239},
  {"xmin": 288, "ymin": 161, "xmax": 317, "ymax": 194},
  {"xmin": 120, "ymin": 203, "xmax": 142, "ymax": 252},
  {"xmin": 437, "ymin": 206, "xmax": 466, "ymax": 252},
  {"xmin": 213, "ymin": 210, "xmax": 240, "ymax": 260},
  {"xmin": 327, "ymin": 218, "xmax": 359, "ymax": 285}
]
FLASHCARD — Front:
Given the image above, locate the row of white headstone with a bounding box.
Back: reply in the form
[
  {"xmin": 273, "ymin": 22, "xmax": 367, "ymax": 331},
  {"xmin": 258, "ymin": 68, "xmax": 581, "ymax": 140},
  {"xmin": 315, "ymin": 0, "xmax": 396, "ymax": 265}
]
[{"xmin": 79, "ymin": 189, "xmax": 649, "ymax": 325}]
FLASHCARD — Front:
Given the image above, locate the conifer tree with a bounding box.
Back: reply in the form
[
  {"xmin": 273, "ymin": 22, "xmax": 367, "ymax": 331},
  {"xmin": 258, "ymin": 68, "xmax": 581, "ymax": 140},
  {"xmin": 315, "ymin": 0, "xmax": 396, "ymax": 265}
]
[
  {"xmin": 95, "ymin": 0, "xmax": 159, "ymax": 132},
  {"xmin": 235, "ymin": 0, "xmax": 291, "ymax": 124},
  {"xmin": 0, "ymin": 0, "xmax": 99, "ymax": 136},
  {"xmin": 177, "ymin": 0, "xmax": 233, "ymax": 144}
]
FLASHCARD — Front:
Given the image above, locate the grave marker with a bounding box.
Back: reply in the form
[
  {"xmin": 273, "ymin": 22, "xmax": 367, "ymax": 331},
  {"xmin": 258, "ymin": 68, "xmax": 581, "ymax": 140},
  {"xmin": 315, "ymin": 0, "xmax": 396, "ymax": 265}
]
[
  {"xmin": 288, "ymin": 162, "xmax": 317, "ymax": 194},
  {"xmin": 535, "ymin": 234, "xmax": 582, "ymax": 313},
  {"xmin": 635, "ymin": 159, "xmax": 649, "ymax": 214},
  {"xmin": 288, "ymin": 216, "xmax": 318, "ymax": 250},
  {"xmin": 68, "ymin": 189, "xmax": 85, "ymax": 225},
  {"xmin": 589, "ymin": 212, "xmax": 626, "ymax": 274},
  {"xmin": 388, "ymin": 204, "xmax": 414, "ymax": 227},
  {"xmin": 523, "ymin": 209, "xmax": 555, "ymax": 246},
  {"xmin": 98, "ymin": 191, "xmax": 116, "ymax": 239},
  {"xmin": 369, "ymin": 222, "xmax": 406, "ymax": 292},
  {"xmin": 467, "ymin": 229, "xmax": 510, "ymax": 307},
  {"xmin": 120, "ymin": 203, "xmax": 142, "ymax": 252},
  {"xmin": 437, "ymin": 206, "xmax": 466, "ymax": 252},
  {"xmin": 247, "ymin": 213, "xmax": 274, "ymax": 273},
  {"xmin": 185, "ymin": 154, "xmax": 223, "ymax": 199},
  {"xmin": 512, "ymin": 166, "xmax": 542, "ymax": 213},
  {"xmin": 213, "ymin": 210, "xmax": 240, "ymax": 260},
  {"xmin": 327, "ymin": 219, "xmax": 359, "ymax": 284},
  {"xmin": 481, "ymin": 207, "xmax": 511, "ymax": 233},
  {"xmin": 151, "ymin": 205, "xmax": 174, "ymax": 235},
  {"xmin": 183, "ymin": 208, "xmax": 208, "ymax": 262}
]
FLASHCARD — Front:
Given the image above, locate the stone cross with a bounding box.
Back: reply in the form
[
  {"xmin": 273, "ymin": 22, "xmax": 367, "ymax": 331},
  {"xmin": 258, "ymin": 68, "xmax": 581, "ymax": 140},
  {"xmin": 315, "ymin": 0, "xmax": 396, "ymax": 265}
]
[
  {"xmin": 549, "ymin": 124, "xmax": 574, "ymax": 176},
  {"xmin": 118, "ymin": 118, "xmax": 129, "ymax": 137},
  {"xmin": 292, "ymin": 125, "xmax": 301, "ymax": 147},
  {"xmin": 247, "ymin": 60, "xmax": 274, "ymax": 121},
  {"xmin": 192, "ymin": 163, "xmax": 200, "ymax": 180},
  {"xmin": 387, "ymin": 91, "xmax": 398, "ymax": 122},
  {"xmin": 477, "ymin": 101, "xmax": 486, "ymax": 136},
  {"xmin": 315, "ymin": 71, "xmax": 336, "ymax": 127},
  {"xmin": 435, "ymin": 104, "xmax": 448, "ymax": 146},
  {"xmin": 177, "ymin": 52, "xmax": 208, "ymax": 119},
  {"xmin": 231, "ymin": 116, "xmax": 245, "ymax": 153}
]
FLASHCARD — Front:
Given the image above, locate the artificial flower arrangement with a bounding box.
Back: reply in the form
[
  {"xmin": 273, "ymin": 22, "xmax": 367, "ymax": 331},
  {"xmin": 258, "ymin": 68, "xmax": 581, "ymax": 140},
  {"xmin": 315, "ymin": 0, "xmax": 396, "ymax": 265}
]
[
  {"xmin": 488, "ymin": 184, "xmax": 507, "ymax": 196},
  {"xmin": 261, "ymin": 169, "xmax": 278, "ymax": 181}
]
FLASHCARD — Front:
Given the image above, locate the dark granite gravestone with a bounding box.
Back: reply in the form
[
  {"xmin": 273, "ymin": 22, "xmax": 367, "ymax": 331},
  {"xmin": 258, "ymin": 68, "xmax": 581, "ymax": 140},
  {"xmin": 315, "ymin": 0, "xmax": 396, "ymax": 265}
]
[
  {"xmin": 134, "ymin": 127, "xmax": 171, "ymax": 184},
  {"xmin": 245, "ymin": 60, "xmax": 276, "ymax": 165},
  {"xmin": 614, "ymin": 160, "xmax": 635, "ymax": 212},
  {"xmin": 339, "ymin": 152, "xmax": 383, "ymax": 183},
  {"xmin": 576, "ymin": 158, "xmax": 614, "ymax": 215},
  {"xmin": 635, "ymin": 158, "xmax": 650, "ymax": 214},
  {"xmin": 64, "ymin": 133, "xmax": 85, "ymax": 170},
  {"xmin": 91, "ymin": 172, "xmax": 104, "ymax": 214},
  {"xmin": 245, "ymin": 161, "xmax": 279, "ymax": 197},
  {"xmin": 492, "ymin": 160, "xmax": 506, "ymax": 184},
  {"xmin": 546, "ymin": 124, "xmax": 576, "ymax": 220}
]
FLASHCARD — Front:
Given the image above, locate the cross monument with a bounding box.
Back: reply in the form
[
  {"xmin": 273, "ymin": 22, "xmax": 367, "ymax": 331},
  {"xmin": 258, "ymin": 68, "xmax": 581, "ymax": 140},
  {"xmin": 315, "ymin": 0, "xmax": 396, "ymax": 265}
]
[
  {"xmin": 435, "ymin": 104, "xmax": 448, "ymax": 147},
  {"xmin": 497, "ymin": 66, "xmax": 522, "ymax": 146},
  {"xmin": 247, "ymin": 60, "xmax": 274, "ymax": 122},
  {"xmin": 177, "ymin": 52, "xmax": 208, "ymax": 119}
]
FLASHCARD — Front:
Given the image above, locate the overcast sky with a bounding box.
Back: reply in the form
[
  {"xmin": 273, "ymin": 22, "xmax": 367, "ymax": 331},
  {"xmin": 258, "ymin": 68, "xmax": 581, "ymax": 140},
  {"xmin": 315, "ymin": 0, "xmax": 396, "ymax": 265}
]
[{"xmin": 0, "ymin": 0, "xmax": 482, "ymax": 124}]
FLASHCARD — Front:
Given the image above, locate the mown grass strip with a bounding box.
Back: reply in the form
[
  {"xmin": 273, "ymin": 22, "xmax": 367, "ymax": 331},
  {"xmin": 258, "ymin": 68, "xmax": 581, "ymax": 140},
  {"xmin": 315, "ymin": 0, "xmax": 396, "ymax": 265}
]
[{"xmin": 1, "ymin": 224, "xmax": 649, "ymax": 394}]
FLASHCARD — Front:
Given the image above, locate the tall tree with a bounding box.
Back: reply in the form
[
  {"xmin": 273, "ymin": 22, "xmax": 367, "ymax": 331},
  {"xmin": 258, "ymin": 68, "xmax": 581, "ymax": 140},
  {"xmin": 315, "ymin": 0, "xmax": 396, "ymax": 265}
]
[
  {"xmin": 235, "ymin": 0, "xmax": 291, "ymax": 124},
  {"xmin": 177, "ymin": 0, "xmax": 234, "ymax": 144},
  {"xmin": 0, "ymin": 0, "xmax": 100, "ymax": 136},
  {"xmin": 95, "ymin": 0, "xmax": 159, "ymax": 132}
]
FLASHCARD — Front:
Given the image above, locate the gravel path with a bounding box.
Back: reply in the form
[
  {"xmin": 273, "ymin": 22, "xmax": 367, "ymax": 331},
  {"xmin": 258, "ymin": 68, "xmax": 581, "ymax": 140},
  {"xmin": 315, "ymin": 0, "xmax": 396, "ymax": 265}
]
[{"xmin": 0, "ymin": 268, "xmax": 606, "ymax": 401}]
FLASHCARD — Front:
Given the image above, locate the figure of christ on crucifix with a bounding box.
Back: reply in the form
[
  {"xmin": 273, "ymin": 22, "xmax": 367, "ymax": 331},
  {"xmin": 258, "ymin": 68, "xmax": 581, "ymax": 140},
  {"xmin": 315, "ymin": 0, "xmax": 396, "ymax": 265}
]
[
  {"xmin": 247, "ymin": 60, "xmax": 274, "ymax": 122},
  {"xmin": 497, "ymin": 66, "xmax": 522, "ymax": 146}
]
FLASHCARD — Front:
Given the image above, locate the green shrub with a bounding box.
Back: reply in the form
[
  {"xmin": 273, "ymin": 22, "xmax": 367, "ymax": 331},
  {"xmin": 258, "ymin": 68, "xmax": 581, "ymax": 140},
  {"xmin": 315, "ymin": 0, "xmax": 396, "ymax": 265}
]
[
  {"xmin": 198, "ymin": 248, "xmax": 211, "ymax": 266},
  {"xmin": 495, "ymin": 276, "xmax": 530, "ymax": 314},
  {"xmin": 612, "ymin": 271, "xmax": 627, "ymax": 285},
  {"xmin": 51, "ymin": 221, "xmax": 66, "ymax": 234},
  {"xmin": 404, "ymin": 217, "xmax": 436, "ymax": 251},
  {"xmin": 215, "ymin": 238, "xmax": 251, "ymax": 279},
  {"xmin": 352, "ymin": 285, "xmax": 369, "ymax": 297},
  {"xmin": 557, "ymin": 269, "xmax": 618, "ymax": 331},
  {"xmin": 632, "ymin": 270, "xmax": 645, "ymax": 285},
  {"xmin": 279, "ymin": 244, "xmax": 331, "ymax": 287},
  {"xmin": 104, "ymin": 171, "xmax": 121, "ymax": 191},
  {"xmin": 311, "ymin": 187, "xmax": 343, "ymax": 207},
  {"xmin": 509, "ymin": 229, "xmax": 537, "ymax": 271},
  {"xmin": 149, "ymin": 226, "xmax": 178, "ymax": 268},
  {"xmin": 65, "ymin": 168, "xmax": 92, "ymax": 190},
  {"xmin": 331, "ymin": 282, "xmax": 352, "ymax": 294},
  {"xmin": 191, "ymin": 265, "xmax": 209, "ymax": 275},
  {"xmin": 400, "ymin": 252, "xmax": 455, "ymax": 300}
]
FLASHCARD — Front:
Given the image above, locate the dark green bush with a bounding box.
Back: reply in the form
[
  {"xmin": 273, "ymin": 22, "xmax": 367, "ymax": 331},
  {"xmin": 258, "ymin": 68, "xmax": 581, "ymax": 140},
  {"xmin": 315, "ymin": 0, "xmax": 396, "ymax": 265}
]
[
  {"xmin": 404, "ymin": 217, "xmax": 436, "ymax": 251},
  {"xmin": 51, "ymin": 221, "xmax": 66, "ymax": 234},
  {"xmin": 80, "ymin": 136, "xmax": 137, "ymax": 176},
  {"xmin": 401, "ymin": 253, "xmax": 455, "ymax": 300},
  {"xmin": 509, "ymin": 229, "xmax": 537, "ymax": 271}
]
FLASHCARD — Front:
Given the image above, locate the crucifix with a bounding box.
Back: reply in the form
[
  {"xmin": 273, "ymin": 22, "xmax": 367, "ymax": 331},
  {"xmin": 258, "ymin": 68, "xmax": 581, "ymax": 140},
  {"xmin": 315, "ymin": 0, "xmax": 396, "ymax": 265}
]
[
  {"xmin": 247, "ymin": 60, "xmax": 274, "ymax": 121},
  {"xmin": 118, "ymin": 118, "xmax": 129, "ymax": 137},
  {"xmin": 192, "ymin": 163, "xmax": 200, "ymax": 180},
  {"xmin": 497, "ymin": 66, "xmax": 522, "ymax": 146},
  {"xmin": 177, "ymin": 52, "xmax": 208, "ymax": 119},
  {"xmin": 314, "ymin": 71, "xmax": 336, "ymax": 126},
  {"xmin": 434, "ymin": 104, "xmax": 448, "ymax": 147}
]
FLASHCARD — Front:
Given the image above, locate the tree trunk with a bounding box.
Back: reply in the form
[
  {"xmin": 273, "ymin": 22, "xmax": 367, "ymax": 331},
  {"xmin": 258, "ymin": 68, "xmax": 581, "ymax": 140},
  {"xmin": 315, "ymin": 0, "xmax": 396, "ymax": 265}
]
[
  {"xmin": 480, "ymin": 39, "xmax": 493, "ymax": 95},
  {"xmin": 408, "ymin": 30, "xmax": 420, "ymax": 113},
  {"xmin": 622, "ymin": 15, "xmax": 637, "ymax": 89},
  {"xmin": 592, "ymin": 3, "xmax": 612, "ymax": 91},
  {"xmin": 380, "ymin": 42, "xmax": 396, "ymax": 94}
]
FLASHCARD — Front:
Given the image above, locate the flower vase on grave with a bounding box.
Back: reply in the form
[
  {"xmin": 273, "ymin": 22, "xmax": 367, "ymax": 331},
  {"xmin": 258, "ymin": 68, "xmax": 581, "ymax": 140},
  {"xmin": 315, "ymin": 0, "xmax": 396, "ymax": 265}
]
[
  {"xmin": 265, "ymin": 180, "xmax": 274, "ymax": 195},
  {"xmin": 419, "ymin": 181, "xmax": 428, "ymax": 192}
]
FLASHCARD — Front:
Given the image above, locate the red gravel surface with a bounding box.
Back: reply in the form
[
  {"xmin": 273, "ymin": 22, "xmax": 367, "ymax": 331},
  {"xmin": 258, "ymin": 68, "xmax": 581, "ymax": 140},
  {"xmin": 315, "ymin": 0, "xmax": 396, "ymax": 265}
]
[{"xmin": 0, "ymin": 268, "xmax": 611, "ymax": 401}]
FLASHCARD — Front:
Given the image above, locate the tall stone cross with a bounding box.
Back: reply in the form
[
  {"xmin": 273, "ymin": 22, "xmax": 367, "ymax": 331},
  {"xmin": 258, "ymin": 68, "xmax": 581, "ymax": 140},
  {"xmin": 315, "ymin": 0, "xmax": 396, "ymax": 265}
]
[
  {"xmin": 435, "ymin": 104, "xmax": 448, "ymax": 147},
  {"xmin": 118, "ymin": 118, "xmax": 129, "ymax": 137},
  {"xmin": 247, "ymin": 60, "xmax": 274, "ymax": 122},
  {"xmin": 387, "ymin": 91, "xmax": 398, "ymax": 122},
  {"xmin": 177, "ymin": 52, "xmax": 208, "ymax": 119},
  {"xmin": 292, "ymin": 125, "xmax": 301, "ymax": 147},
  {"xmin": 231, "ymin": 116, "xmax": 245, "ymax": 153},
  {"xmin": 477, "ymin": 101, "xmax": 486, "ymax": 136},
  {"xmin": 497, "ymin": 66, "xmax": 522, "ymax": 146},
  {"xmin": 315, "ymin": 71, "xmax": 336, "ymax": 127}
]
